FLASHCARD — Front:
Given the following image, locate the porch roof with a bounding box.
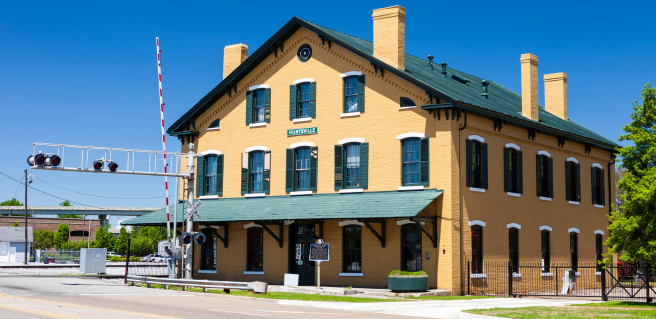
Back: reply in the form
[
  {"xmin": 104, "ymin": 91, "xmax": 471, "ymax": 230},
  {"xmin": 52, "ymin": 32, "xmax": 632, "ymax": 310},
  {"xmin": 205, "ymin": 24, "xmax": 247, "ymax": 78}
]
[{"xmin": 122, "ymin": 189, "xmax": 443, "ymax": 226}]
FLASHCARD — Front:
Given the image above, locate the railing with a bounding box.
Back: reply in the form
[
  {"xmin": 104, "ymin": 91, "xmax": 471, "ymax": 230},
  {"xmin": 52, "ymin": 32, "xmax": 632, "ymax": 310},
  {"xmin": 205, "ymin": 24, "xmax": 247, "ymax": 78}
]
[{"xmin": 126, "ymin": 276, "xmax": 268, "ymax": 294}]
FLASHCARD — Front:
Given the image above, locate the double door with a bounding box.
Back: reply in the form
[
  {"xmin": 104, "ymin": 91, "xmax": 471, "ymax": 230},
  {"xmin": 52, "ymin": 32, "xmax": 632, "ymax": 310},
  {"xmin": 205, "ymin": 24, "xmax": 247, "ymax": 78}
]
[{"xmin": 289, "ymin": 224, "xmax": 316, "ymax": 286}]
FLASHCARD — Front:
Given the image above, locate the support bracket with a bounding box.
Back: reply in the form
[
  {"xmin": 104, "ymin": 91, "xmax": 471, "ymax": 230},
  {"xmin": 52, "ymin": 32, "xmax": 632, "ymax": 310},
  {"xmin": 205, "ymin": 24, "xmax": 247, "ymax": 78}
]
[
  {"xmin": 205, "ymin": 224, "xmax": 228, "ymax": 248},
  {"xmin": 494, "ymin": 120, "xmax": 506, "ymax": 132},
  {"xmin": 359, "ymin": 219, "xmax": 385, "ymax": 247},
  {"xmin": 318, "ymin": 35, "xmax": 332, "ymax": 48},
  {"xmin": 558, "ymin": 136, "xmax": 567, "ymax": 148},
  {"xmin": 412, "ymin": 216, "xmax": 437, "ymax": 248},
  {"xmin": 370, "ymin": 62, "xmax": 384, "ymax": 77},
  {"xmin": 254, "ymin": 221, "xmax": 283, "ymax": 248},
  {"xmin": 296, "ymin": 220, "xmax": 320, "ymax": 241},
  {"xmin": 584, "ymin": 144, "xmax": 593, "ymax": 154}
]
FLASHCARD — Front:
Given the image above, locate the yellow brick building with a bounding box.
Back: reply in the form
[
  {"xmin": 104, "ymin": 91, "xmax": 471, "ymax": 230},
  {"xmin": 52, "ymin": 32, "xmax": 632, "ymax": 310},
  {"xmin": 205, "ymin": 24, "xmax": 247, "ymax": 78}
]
[{"xmin": 125, "ymin": 6, "xmax": 618, "ymax": 294}]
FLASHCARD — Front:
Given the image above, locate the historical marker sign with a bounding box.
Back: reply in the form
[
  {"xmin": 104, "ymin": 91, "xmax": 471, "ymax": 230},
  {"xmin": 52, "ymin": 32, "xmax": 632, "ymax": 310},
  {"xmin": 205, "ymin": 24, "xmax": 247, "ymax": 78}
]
[
  {"xmin": 309, "ymin": 239, "xmax": 329, "ymax": 262},
  {"xmin": 287, "ymin": 127, "xmax": 318, "ymax": 137}
]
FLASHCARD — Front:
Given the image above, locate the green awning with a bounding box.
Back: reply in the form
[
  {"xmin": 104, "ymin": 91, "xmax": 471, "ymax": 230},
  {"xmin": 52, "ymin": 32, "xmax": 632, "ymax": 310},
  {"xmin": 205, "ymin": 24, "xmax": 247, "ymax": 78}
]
[{"xmin": 122, "ymin": 189, "xmax": 443, "ymax": 226}]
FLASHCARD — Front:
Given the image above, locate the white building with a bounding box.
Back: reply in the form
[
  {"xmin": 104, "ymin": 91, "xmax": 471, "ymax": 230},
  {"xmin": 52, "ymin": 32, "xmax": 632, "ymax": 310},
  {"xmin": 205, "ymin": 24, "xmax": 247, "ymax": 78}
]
[{"xmin": 0, "ymin": 226, "xmax": 33, "ymax": 263}]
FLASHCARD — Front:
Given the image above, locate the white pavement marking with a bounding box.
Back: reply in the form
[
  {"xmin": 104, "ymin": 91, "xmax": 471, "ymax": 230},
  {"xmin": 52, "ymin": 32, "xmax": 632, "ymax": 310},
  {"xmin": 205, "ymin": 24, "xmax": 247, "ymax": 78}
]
[
  {"xmin": 68, "ymin": 294, "xmax": 194, "ymax": 296},
  {"xmin": 208, "ymin": 309, "xmax": 270, "ymax": 317},
  {"xmin": 254, "ymin": 310, "xmax": 347, "ymax": 315}
]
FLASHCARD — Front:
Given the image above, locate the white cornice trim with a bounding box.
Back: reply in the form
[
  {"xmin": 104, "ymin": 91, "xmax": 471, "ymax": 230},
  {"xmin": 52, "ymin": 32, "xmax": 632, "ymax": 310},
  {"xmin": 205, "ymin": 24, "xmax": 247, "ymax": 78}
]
[
  {"xmin": 338, "ymin": 137, "xmax": 365, "ymax": 145},
  {"xmin": 249, "ymin": 84, "xmax": 269, "ymax": 91},
  {"xmin": 594, "ymin": 230, "xmax": 605, "ymax": 235},
  {"xmin": 338, "ymin": 220, "xmax": 365, "ymax": 227},
  {"xmin": 339, "ymin": 71, "xmax": 362, "ymax": 78},
  {"xmin": 199, "ymin": 150, "xmax": 221, "ymax": 156},
  {"xmin": 567, "ymin": 157, "xmax": 579, "ymax": 163},
  {"xmin": 292, "ymin": 78, "xmax": 314, "ymax": 85},
  {"xmin": 245, "ymin": 146, "xmax": 268, "ymax": 153},
  {"xmin": 469, "ymin": 220, "xmax": 486, "ymax": 227},
  {"xmin": 396, "ymin": 132, "xmax": 425, "ymax": 140},
  {"xmin": 592, "ymin": 163, "xmax": 603, "ymax": 169},
  {"xmin": 568, "ymin": 228, "xmax": 580, "ymax": 233},
  {"xmin": 468, "ymin": 135, "xmax": 485, "ymax": 143},
  {"xmin": 538, "ymin": 150, "xmax": 551, "ymax": 157},
  {"xmin": 506, "ymin": 143, "xmax": 520, "ymax": 150},
  {"xmin": 507, "ymin": 223, "xmax": 522, "ymax": 229},
  {"xmin": 290, "ymin": 142, "xmax": 314, "ymax": 149},
  {"xmin": 539, "ymin": 225, "xmax": 552, "ymax": 231}
]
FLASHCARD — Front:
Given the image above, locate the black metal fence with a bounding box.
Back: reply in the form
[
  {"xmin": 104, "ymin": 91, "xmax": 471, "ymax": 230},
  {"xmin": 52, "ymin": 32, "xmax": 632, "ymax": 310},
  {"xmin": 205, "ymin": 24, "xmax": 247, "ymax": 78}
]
[{"xmin": 467, "ymin": 261, "xmax": 655, "ymax": 302}]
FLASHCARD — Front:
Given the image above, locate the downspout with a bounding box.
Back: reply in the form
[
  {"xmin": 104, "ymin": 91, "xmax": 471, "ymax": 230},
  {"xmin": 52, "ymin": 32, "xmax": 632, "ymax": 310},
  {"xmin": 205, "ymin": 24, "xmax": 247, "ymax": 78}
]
[
  {"xmin": 458, "ymin": 109, "xmax": 467, "ymax": 295},
  {"xmin": 608, "ymin": 152, "xmax": 616, "ymax": 214}
]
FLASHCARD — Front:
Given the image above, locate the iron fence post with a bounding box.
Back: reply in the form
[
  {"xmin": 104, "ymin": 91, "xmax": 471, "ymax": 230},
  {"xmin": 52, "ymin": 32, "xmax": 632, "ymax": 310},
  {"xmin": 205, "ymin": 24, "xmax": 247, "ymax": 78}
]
[
  {"xmin": 601, "ymin": 264, "xmax": 607, "ymax": 301},
  {"xmin": 467, "ymin": 261, "xmax": 470, "ymax": 295},
  {"xmin": 508, "ymin": 261, "xmax": 513, "ymax": 297},
  {"xmin": 646, "ymin": 264, "xmax": 651, "ymax": 303},
  {"xmin": 124, "ymin": 237, "xmax": 131, "ymax": 285}
]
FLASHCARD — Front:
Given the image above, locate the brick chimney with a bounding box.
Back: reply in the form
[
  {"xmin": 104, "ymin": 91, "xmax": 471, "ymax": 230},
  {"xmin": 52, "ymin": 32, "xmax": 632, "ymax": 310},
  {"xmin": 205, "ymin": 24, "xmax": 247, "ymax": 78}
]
[
  {"xmin": 372, "ymin": 5, "xmax": 406, "ymax": 70},
  {"xmin": 520, "ymin": 53, "xmax": 539, "ymax": 121},
  {"xmin": 544, "ymin": 72, "xmax": 568, "ymax": 120},
  {"xmin": 223, "ymin": 44, "xmax": 248, "ymax": 79}
]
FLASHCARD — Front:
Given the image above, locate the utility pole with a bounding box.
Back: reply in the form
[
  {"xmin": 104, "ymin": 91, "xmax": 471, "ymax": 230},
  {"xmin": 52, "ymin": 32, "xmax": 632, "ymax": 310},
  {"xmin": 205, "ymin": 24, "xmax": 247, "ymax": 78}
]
[
  {"xmin": 24, "ymin": 170, "xmax": 28, "ymax": 265},
  {"xmin": 184, "ymin": 144, "xmax": 195, "ymax": 279}
]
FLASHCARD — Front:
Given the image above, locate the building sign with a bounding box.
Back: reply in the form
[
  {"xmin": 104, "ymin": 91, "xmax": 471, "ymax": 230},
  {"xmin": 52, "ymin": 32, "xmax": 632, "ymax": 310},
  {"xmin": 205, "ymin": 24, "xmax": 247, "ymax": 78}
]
[
  {"xmin": 309, "ymin": 239, "xmax": 329, "ymax": 262},
  {"xmin": 287, "ymin": 127, "xmax": 318, "ymax": 136}
]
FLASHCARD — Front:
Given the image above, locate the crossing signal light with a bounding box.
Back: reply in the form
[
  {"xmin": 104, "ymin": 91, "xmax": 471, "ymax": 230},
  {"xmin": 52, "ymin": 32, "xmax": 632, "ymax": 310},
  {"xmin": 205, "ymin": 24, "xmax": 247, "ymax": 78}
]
[
  {"xmin": 193, "ymin": 232, "xmax": 206, "ymax": 245},
  {"xmin": 27, "ymin": 154, "xmax": 47, "ymax": 166},
  {"xmin": 92, "ymin": 160, "xmax": 103, "ymax": 171},
  {"xmin": 46, "ymin": 155, "xmax": 61, "ymax": 167},
  {"xmin": 107, "ymin": 161, "xmax": 118, "ymax": 172},
  {"xmin": 180, "ymin": 232, "xmax": 192, "ymax": 245}
]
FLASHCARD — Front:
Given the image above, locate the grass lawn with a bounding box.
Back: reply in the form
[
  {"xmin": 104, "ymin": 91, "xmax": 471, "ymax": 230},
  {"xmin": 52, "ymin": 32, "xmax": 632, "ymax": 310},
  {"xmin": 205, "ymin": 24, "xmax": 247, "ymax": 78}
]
[
  {"xmin": 466, "ymin": 306, "xmax": 656, "ymax": 318},
  {"xmin": 569, "ymin": 301, "xmax": 656, "ymax": 308}
]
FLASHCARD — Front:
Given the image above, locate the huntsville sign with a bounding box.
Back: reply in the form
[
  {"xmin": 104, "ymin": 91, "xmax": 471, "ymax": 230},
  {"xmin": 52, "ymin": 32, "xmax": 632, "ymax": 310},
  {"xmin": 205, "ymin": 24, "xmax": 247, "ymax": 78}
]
[{"xmin": 287, "ymin": 127, "xmax": 318, "ymax": 136}]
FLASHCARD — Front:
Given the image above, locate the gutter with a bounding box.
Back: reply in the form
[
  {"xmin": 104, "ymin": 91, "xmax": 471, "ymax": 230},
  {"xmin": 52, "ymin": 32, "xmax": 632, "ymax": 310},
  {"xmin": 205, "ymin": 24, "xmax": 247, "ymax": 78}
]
[
  {"xmin": 608, "ymin": 152, "xmax": 616, "ymax": 213},
  {"xmin": 458, "ymin": 109, "xmax": 467, "ymax": 295}
]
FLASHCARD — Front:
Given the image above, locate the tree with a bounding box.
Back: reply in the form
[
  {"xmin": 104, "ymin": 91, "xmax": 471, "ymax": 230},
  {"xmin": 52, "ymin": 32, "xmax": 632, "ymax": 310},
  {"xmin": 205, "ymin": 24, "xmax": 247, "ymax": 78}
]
[
  {"xmin": 11, "ymin": 221, "xmax": 20, "ymax": 227},
  {"xmin": 115, "ymin": 227, "xmax": 128, "ymax": 255},
  {"xmin": 91, "ymin": 227, "xmax": 115, "ymax": 249},
  {"xmin": 615, "ymin": 167, "xmax": 626, "ymax": 215},
  {"xmin": 54, "ymin": 224, "xmax": 70, "ymax": 249},
  {"xmin": 57, "ymin": 200, "xmax": 82, "ymax": 219},
  {"xmin": 0, "ymin": 198, "xmax": 22, "ymax": 206},
  {"xmin": 605, "ymin": 84, "xmax": 656, "ymax": 265},
  {"xmin": 129, "ymin": 236, "xmax": 155, "ymax": 256},
  {"xmin": 33, "ymin": 230, "xmax": 55, "ymax": 250}
]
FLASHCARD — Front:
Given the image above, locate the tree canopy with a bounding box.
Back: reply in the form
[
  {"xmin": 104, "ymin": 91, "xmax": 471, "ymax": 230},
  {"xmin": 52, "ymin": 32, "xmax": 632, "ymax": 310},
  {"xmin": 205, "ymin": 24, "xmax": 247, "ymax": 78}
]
[
  {"xmin": 54, "ymin": 224, "xmax": 70, "ymax": 249},
  {"xmin": 33, "ymin": 230, "xmax": 55, "ymax": 250},
  {"xmin": 115, "ymin": 227, "xmax": 128, "ymax": 255},
  {"xmin": 92, "ymin": 227, "xmax": 115, "ymax": 249},
  {"xmin": 11, "ymin": 221, "xmax": 20, "ymax": 227},
  {"xmin": 605, "ymin": 84, "xmax": 656, "ymax": 264},
  {"xmin": 57, "ymin": 200, "xmax": 82, "ymax": 219},
  {"xmin": 0, "ymin": 198, "xmax": 23, "ymax": 206}
]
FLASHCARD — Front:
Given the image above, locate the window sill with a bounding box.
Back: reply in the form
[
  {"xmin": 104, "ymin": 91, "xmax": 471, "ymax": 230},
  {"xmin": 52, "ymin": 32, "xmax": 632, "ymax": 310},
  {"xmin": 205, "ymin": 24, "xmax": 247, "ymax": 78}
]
[
  {"xmin": 249, "ymin": 122, "xmax": 267, "ymax": 128},
  {"xmin": 469, "ymin": 187, "xmax": 485, "ymax": 193},
  {"xmin": 576, "ymin": 272, "xmax": 581, "ymax": 276},
  {"xmin": 507, "ymin": 192, "xmax": 521, "ymax": 197},
  {"xmin": 199, "ymin": 195, "xmax": 219, "ymax": 200},
  {"xmin": 594, "ymin": 204, "xmax": 604, "ymax": 208},
  {"xmin": 206, "ymin": 127, "xmax": 220, "ymax": 131},
  {"xmin": 398, "ymin": 106, "xmax": 417, "ymax": 110},
  {"xmin": 198, "ymin": 270, "xmax": 217, "ymax": 274},
  {"xmin": 291, "ymin": 191, "xmax": 312, "ymax": 196},
  {"xmin": 470, "ymin": 273, "xmax": 486, "ymax": 278},
  {"xmin": 568, "ymin": 201, "xmax": 580, "ymax": 205},
  {"xmin": 539, "ymin": 197, "xmax": 552, "ymax": 201},
  {"xmin": 339, "ymin": 188, "xmax": 363, "ymax": 194},
  {"xmin": 339, "ymin": 272, "xmax": 363, "ymax": 277},
  {"xmin": 244, "ymin": 271, "xmax": 264, "ymax": 275},
  {"xmin": 245, "ymin": 193, "xmax": 266, "ymax": 198},
  {"xmin": 596, "ymin": 271, "xmax": 602, "ymax": 275},
  {"xmin": 541, "ymin": 273, "xmax": 553, "ymax": 277},
  {"xmin": 292, "ymin": 118, "xmax": 312, "ymax": 123},
  {"xmin": 512, "ymin": 273, "xmax": 522, "ymax": 278},
  {"xmin": 398, "ymin": 186, "xmax": 424, "ymax": 191},
  {"xmin": 340, "ymin": 112, "xmax": 360, "ymax": 118}
]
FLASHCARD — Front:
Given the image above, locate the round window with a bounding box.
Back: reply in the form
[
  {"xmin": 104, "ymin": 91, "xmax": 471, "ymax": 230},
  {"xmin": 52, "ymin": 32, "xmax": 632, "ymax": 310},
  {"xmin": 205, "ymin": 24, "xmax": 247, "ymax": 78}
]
[{"xmin": 297, "ymin": 44, "xmax": 312, "ymax": 62}]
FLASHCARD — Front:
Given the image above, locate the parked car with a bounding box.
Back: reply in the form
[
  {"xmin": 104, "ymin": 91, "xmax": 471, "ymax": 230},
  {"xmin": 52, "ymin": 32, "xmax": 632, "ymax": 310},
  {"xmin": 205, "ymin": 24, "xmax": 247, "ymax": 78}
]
[
  {"xmin": 140, "ymin": 254, "xmax": 156, "ymax": 262},
  {"xmin": 107, "ymin": 252, "xmax": 120, "ymax": 257},
  {"xmin": 151, "ymin": 255, "xmax": 170, "ymax": 263}
]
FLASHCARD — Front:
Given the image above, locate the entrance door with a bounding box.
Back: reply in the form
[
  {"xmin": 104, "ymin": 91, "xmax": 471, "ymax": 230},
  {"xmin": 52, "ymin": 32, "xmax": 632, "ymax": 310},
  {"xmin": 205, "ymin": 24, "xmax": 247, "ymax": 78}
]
[
  {"xmin": 0, "ymin": 243, "xmax": 8, "ymax": 263},
  {"xmin": 289, "ymin": 224, "xmax": 316, "ymax": 286}
]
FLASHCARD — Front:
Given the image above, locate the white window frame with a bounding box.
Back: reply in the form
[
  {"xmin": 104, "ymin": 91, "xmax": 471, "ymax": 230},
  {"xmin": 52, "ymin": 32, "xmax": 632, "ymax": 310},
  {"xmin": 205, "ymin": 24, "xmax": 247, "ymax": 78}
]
[
  {"xmin": 248, "ymin": 84, "xmax": 269, "ymax": 91},
  {"xmin": 592, "ymin": 163, "xmax": 603, "ymax": 169},
  {"xmin": 594, "ymin": 230, "xmax": 605, "ymax": 235},
  {"xmin": 339, "ymin": 71, "xmax": 362, "ymax": 78},
  {"xmin": 568, "ymin": 228, "xmax": 580, "ymax": 233},
  {"xmin": 243, "ymin": 223, "xmax": 263, "ymax": 229},
  {"xmin": 290, "ymin": 142, "xmax": 314, "ymax": 149},
  {"xmin": 396, "ymin": 132, "xmax": 425, "ymax": 140},
  {"xmin": 539, "ymin": 225, "xmax": 552, "ymax": 231},
  {"xmin": 199, "ymin": 150, "xmax": 222, "ymax": 156},
  {"xmin": 538, "ymin": 150, "xmax": 551, "ymax": 157},
  {"xmin": 566, "ymin": 157, "xmax": 578, "ymax": 163},
  {"xmin": 338, "ymin": 220, "xmax": 365, "ymax": 227},
  {"xmin": 505, "ymin": 143, "xmax": 520, "ymax": 150},
  {"xmin": 507, "ymin": 223, "xmax": 522, "ymax": 229},
  {"xmin": 292, "ymin": 78, "xmax": 314, "ymax": 85},
  {"xmin": 469, "ymin": 220, "xmax": 486, "ymax": 227},
  {"xmin": 245, "ymin": 146, "xmax": 268, "ymax": 153},
  {"xmin": 468, "ymin": 135, "xmax": 485, "ymax": 143},
  {"xmin": 338, "ymin": 137, "xmax": 365, "ymax": 145}
]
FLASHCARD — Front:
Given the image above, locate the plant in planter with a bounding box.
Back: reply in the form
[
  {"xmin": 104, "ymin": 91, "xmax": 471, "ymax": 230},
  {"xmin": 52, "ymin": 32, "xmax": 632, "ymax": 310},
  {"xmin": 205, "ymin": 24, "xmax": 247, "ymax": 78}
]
[{"xmin": 388, "ymin": 270, "xmax": 429, "ymax": 292}]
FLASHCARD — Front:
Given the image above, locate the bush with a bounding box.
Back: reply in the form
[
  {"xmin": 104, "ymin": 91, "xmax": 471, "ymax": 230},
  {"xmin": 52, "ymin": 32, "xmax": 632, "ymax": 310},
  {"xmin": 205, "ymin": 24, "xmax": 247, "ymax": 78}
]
[
  {"xmin": 388, "ymin": 270, "xmax": 428, "ymax": 277},
  {"xmin": 115, "ymin": 228, "xmax": 128, "ymax": 255},
  {"xmin": 129, "ymin": 236, "xmax": 156, "ymax": 256},
  {"xmin": 34, "ymin": 230, "xmax": 55, "ymax": 250},
  {"xmin": 108, "ymin": 256, "xmax": 140, "ymax": 262},
  {"xmin": 54, "ymin": 224, "xmax": 69, "ymax": 249}
]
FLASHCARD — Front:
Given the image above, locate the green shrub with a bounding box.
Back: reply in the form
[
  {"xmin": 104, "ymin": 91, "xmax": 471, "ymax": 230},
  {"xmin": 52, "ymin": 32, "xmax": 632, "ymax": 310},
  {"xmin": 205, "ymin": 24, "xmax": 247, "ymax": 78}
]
[
  {"xmin": 54, "ymin": 224, "xmax": 69, "ymax": 249},
  {"xmin": 108, "ymin": 256, "xmax": 139, "ymax": 262},
  {"xmin": 59, "ymin": 240, "xmax": 89, "ymax": 250},
  {"xmin": 34, "ymin": 230, "xmax": 55, "ymax": 249},
  {"xmin": 388, "ymin": 270, "xmax": 428, "ymax": 277}
]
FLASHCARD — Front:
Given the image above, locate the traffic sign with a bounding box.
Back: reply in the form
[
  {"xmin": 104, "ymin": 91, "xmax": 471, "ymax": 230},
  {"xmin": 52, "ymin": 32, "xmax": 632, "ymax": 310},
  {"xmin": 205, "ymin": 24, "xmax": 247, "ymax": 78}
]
[{"xmin": 184, "ymin": 200, "xmax": 202, "ymax": 220}]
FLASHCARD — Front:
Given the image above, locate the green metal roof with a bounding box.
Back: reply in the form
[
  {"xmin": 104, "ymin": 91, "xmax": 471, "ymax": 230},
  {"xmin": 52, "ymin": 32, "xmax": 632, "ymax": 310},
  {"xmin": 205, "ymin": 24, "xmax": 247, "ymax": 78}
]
[
  {"xmin": 168, "ymin": 17, "xmax": 619, "ymax": 151},
  {"xmin": 122, "ymin": 189, "xmax": 443, "ymax": 226}
]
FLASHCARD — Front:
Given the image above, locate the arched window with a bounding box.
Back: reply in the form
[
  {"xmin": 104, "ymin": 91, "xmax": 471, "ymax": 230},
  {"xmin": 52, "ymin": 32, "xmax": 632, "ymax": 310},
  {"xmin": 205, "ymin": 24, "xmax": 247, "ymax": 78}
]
[
  {"xmin": 70, "ymin": 230, "xmax": 89, "ymax": 237},
  {"xmin": 509, "ymin": 227, "xmax": 519, "ymax": 273},
  {"xmin": 343, "ymin": 226, "xmax": 362, "ymax": 273},
  {"xmin": 200, "ymin": 229, "xmax": 215, "ymax": 271},
  {"xmin": 241, "ymin": 149, "xmax": 271, "ymax": 195},
  {"xmin": 536, "ymin": 154, "xmax": 553, "ymax": 198},
  {"xmin": 541, "ymin": 230, "xmax": 550, "ymax": 272},
  {"xmin": 570, "ymin": 232, "xmax": 578, "ymax": 271},
  {"xmin": 208, "ymin": 119, "xmax": 220, "ymax": 129},
  {"xmin": 467, "ymin": 138, "xmax": 487, "ymax": 189},
  {"xmin": 471, "ymin": 225, "xmax": 483, "ymax": 274},
  {"xmin": 400, "ymin": 97, "xmax": 416, "ymax": 108}
]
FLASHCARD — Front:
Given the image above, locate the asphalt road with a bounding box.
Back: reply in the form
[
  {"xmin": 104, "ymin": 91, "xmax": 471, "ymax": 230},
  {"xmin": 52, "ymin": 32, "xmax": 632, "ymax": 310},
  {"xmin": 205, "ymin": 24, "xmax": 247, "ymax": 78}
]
[{"xmin": 0, "ymin": 276, "xmax": 424, "ymax": 319}]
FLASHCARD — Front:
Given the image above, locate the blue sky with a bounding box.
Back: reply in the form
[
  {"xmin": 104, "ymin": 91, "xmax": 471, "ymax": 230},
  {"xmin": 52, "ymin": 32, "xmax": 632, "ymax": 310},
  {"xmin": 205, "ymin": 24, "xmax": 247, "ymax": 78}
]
[{"xmin": 0, "ymin": 1, "xmax": 653, "ymax": 227}]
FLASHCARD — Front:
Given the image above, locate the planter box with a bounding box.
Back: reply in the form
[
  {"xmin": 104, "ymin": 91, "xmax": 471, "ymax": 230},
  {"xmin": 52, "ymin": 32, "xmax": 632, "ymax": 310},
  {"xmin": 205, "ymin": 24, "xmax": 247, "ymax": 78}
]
[{"xmin": 388, "ymin": 276, "xmax": 428, "ymax": 292}]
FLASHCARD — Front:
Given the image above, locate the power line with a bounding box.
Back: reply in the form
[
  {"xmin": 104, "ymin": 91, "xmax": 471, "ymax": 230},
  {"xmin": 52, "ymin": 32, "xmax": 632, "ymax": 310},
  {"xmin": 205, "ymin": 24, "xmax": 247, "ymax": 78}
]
[
  {"xmin": 0, "ymin": 171, "xmax": 102, "ymax": 208},
  {"xmin": 35, "ymin": 177, "xmax": 164, "ymax": 200}
]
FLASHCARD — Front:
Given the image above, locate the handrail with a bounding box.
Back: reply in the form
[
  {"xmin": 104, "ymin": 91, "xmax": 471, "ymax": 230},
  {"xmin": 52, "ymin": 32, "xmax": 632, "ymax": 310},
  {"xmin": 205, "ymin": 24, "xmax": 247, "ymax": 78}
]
[{"xmin": 126, "ymin": 275, "xmax": 268, "ymax": 293}]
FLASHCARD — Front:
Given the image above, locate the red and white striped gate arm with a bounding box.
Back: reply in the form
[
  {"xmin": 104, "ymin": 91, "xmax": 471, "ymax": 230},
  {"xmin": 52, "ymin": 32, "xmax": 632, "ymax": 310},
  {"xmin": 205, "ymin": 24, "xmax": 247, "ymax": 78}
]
[{"xmin": 157, "ymin": 37, "xmax": 172, "ymax": 239}]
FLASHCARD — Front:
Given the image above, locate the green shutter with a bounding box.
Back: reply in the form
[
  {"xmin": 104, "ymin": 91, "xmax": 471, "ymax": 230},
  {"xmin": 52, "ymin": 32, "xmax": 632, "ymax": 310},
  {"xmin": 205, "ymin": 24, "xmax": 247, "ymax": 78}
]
[
  {"xmin": 217, "ymin": 155, "xmax": 224, "ymax": 196},
  {"xmin": 536, "ymin": 155, "xmax": 542, "ymax": 197},
  {"xmin": 481, "ymin": 143, "xmax": 488, "ymax": 189},
  {"xmin": 285, "ymin": 148, "xmax": 294, "ymax": 192},
  {"xmin": 503, "ymin": 148, "xmax": 510, "ymax": 192},
  {"xmin": 548, "ymin": 157, "xmax": 554, "ymax": 199},
  {"xmin": 246, "ymin": 91, "xmax": 253, "ymax": 125},
  {"xmin": 289, "ymin": 85, "xmax": 297, "ymax": 120},
  {"xmin": 465, "ymin": 140, "xmax": 472, "ymax": 187},
  {"xmin": 600, "ymin": 168, "xmax": 605, "ymax": 206},
  {"xmin": 591, "ymin": 167, "xmax": 597, "ymax": 205},
  {"xmin": 342, "ymin": 80, "xmax": 347, "ymax": 113},
  {"xmin": 420, "ymin": 138, "xmax": 429, "ymax": 186},
  {"xmin": 517, "ymin": 151, "xmax": 523, "ymax": 194},
  {"xmin": 310, "ymin": 146, "xmax": 318, "ymax": 191},
  {"xmin": 196, "ymin": 156, "xmax": 205, "ymax": 196},
  {"xmin": 565, "ymin": 161, "xmax": 572, "ymax": 201},
  {"xmin": 360, "ymin": 142, "xmax": 369, "ymax": 188},
  {"xmin": 241, "ymin": 153, "xmax": 249, "ymax": 194},
  {"xmin": 334, "ymin": 145, "xmax": 344, "ymax": 190},
  {"xmin": 356, "ymin": 75, "xmax": 365, "ymax": 112},
  {"xmin": 401, "ymin": 140, "xmax": 406, "ymax": 186},
  {"xmin": 264, "ymin": 88, "xmax": 271, "ymax": 123},
  {"xmin": 309, "ymin": 82, "xmax": 316, "ymax": 118},
  {"xmin": 263, "ymin": 151, "xmax": 271, "ymax": 194},
  {"xmin": 576, "ymin": 163, "xmax": 581, "ymax": 202}
]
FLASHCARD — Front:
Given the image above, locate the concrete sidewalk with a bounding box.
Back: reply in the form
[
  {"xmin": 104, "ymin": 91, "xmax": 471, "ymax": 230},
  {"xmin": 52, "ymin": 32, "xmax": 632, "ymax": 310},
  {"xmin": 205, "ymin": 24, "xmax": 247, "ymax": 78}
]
[{"xmin": 268, "ymin": 284, "xmax": 451, "ymax": 298}]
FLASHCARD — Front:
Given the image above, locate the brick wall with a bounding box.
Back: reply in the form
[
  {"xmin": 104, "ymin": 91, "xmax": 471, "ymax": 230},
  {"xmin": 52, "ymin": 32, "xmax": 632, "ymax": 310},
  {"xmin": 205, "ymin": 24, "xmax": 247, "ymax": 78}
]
[{"xmin": 0, "ymin": 217, "xmax": 101, "ymax": 241}]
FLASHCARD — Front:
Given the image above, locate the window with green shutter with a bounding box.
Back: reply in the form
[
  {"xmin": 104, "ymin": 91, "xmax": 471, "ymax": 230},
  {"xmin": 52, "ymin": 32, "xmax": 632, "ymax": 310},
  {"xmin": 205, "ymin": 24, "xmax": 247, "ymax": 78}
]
[
  {"xmin": 503, "ymin": 147, "xmax": 522, "ymax": 194},
  {"xmin": 565, "ymin": 161, "xmax": 580, "ymax": 202},
  {"xmin": 242, "ymin": 151, "xmax": 271, "ymax": 194},
  {"xmin": 286, "ymin": 147, "xmax": 318, "ymax": 192},
  {"xmin": 536, "ymin": 155, "xmax": 552, "ymax": 198},
  {"xmin": 401, "ymin": 138, "xmax": 429, "ymax": 186},
  {"xmin": 592, "ymin": 166, "xmax": 605, "ymax": 206},
  {"xmin": 202, "ymin": 155, "xmax": 223, "ymax": 195},
  {"xmin": 196, "ymin": 156, "xmax": 205, "ymax": 196},
  {"xmin": 334, "ymin": 145, "xmax": 343, "ymax": 190},
  {"xmin": 343, "ymin": 76, "xmax": 365, "ymax": 113},
  {"xmin": 466, "ymin": 139, "xmax": 487, "ymax": 189},
  {"xmin": 290, "ymin": 82, "xmax": 316, "ymax": 120},
  {"xmin": 334, "ymin": 142, "xmax": 368, "ymax": 189}
]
